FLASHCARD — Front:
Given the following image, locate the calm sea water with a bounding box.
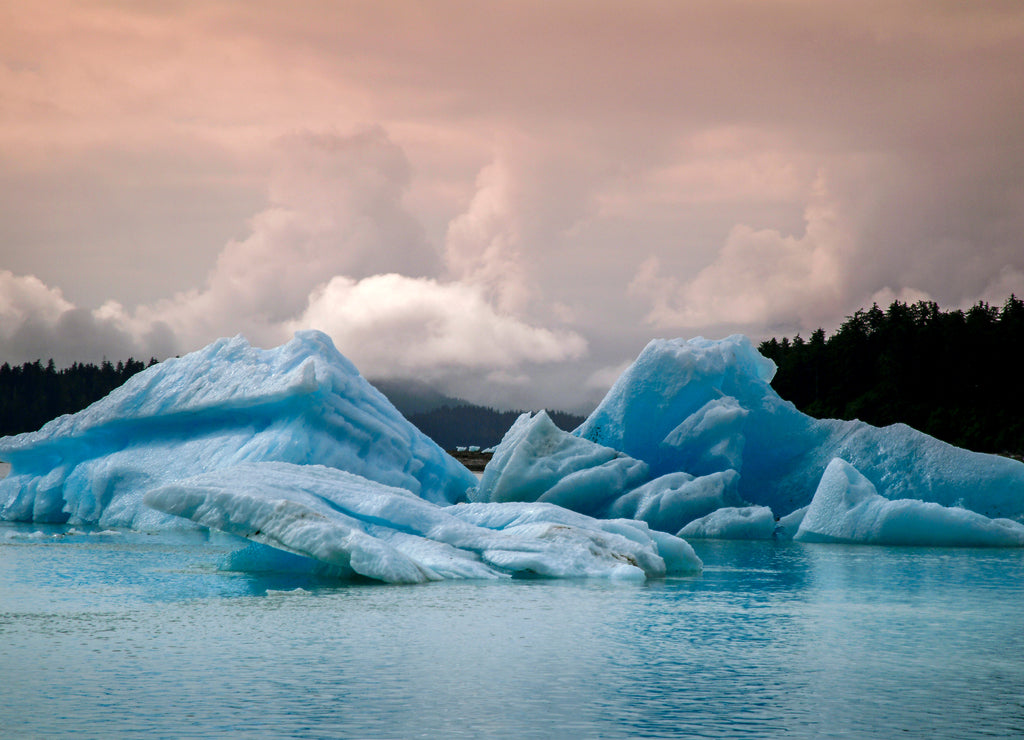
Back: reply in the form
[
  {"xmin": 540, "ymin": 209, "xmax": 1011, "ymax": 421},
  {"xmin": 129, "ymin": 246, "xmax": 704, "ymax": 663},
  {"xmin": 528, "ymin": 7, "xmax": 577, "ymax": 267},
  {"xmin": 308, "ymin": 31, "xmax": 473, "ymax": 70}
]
[{"xmin": 1, "ymin": 523, "xmax": 1022, "ymax": 739}]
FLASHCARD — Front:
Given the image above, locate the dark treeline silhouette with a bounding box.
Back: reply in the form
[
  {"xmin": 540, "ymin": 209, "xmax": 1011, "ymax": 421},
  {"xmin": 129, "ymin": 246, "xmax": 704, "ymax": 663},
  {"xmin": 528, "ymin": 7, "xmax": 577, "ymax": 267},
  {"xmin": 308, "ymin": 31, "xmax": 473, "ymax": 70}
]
[
  {"xmin": 760, "ymin": 296, "xmax": 1024, "ymax": 455},
  {"xmin": 0, "ymin": 357, "xmax": 157, "ymax": 437},
  {"xmin": 407, "ymin": 405, "xmax": 585, "ymax": 450}
]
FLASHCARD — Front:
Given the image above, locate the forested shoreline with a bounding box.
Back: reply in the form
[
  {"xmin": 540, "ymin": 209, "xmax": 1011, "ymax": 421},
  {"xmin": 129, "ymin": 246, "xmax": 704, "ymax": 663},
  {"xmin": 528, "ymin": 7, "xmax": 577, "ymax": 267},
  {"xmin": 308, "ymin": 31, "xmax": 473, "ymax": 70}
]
[
  {"xmin": 0, "ymin": 358, "xmax": 156, "ymax": 437},
  {"xmin": 760, "ymin": 296, "xmax": 1024, "ymax": 456}
]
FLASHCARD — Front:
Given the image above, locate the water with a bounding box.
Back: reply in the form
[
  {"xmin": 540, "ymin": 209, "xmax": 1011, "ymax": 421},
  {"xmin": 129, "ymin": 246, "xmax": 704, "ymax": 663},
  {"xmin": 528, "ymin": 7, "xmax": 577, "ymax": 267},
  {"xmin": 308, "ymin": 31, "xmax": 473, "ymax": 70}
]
[{"xmin": 2, "ymin": 524, "xmax": 1022, "ymax": 739}]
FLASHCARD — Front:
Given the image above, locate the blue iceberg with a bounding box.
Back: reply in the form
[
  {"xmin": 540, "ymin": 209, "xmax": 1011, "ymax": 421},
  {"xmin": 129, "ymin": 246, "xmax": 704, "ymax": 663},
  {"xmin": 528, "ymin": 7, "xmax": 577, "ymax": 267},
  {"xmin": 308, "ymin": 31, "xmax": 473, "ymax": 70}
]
[
  {"xmin": 144, "ymin": 461, "xmax": 701, "ymax": 583},
  {"xmin": 2, "ymin": 327, "xmax": 1022, "ymax": 575},
  {"xmin": 576, "ymin": 335, "xmax": 1024, "ymax": 521},
  {"xmin": 604, "ymin": 470, "xmax": 744, "ymax": 535},
  {"xmin": 0, "ymin": 331, "xmax": 476, "ymax": 528},
  {"xmin": 794, "ymin": 458, "xmax": 1024, "ymax": 547},
  {"xmin": 469, "ymin": 410, "xmax": 649, "ymax": 515}
]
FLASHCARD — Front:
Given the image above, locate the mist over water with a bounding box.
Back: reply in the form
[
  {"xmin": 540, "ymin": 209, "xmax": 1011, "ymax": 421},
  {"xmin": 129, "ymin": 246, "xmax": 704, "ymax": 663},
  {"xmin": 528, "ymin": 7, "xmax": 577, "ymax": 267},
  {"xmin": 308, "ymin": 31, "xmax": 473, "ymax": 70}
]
[{"xmin": 2, "ymin": 526, "xmax": 1021, "ymax": 739}]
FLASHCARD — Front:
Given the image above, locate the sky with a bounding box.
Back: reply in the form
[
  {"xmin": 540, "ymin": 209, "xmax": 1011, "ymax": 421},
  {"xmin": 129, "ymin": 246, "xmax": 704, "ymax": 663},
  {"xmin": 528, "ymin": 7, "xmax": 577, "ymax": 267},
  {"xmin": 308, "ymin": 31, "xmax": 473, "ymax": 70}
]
[{"xmin": 2, "ymin": 1, "xmax": 1023, "ymax": 412}]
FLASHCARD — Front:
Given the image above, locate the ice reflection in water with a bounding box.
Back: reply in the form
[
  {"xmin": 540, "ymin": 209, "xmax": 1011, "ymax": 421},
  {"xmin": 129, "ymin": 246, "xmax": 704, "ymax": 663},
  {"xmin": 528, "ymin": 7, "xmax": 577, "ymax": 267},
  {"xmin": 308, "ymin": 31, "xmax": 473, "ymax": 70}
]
[{"xmin": 1, "ymin": 528, "xmax": 1022, "ymax": 739}]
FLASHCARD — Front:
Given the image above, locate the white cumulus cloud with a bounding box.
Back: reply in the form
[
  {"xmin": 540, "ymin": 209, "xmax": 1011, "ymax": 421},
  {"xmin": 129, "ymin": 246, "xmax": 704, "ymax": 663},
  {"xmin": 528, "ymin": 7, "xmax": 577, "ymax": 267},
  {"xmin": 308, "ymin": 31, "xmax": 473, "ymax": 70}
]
[
  {"xmin": 292, "ymin": 273, "xmax": 586, "ymax": 378},
  {"xmin": 630, "ymin": 177, "xmax": 851, "ymax": 331}
]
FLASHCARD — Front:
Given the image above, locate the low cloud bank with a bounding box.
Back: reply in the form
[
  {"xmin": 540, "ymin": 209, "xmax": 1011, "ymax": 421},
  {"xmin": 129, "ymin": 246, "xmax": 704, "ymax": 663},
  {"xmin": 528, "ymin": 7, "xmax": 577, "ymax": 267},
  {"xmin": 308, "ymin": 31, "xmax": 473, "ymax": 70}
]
[{"xmin": 0, "ymin": 130, "xmax": 586, "ymax": 378}]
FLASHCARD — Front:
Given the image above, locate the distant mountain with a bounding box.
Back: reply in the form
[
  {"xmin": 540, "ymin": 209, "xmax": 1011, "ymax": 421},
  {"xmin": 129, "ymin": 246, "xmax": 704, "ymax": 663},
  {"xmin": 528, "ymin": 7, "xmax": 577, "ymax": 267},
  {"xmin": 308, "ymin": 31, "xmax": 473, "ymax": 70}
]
[
  {"xmin": 368, "ymin": 378, "xmax": 464, "ymax": 416},
  {"xmin": 406, "ymin": 405, "xmax": 585, "ymax": 451},
  {"xmin": 369, "ymin": 378, "xmax": 585, "ymax": 450}
]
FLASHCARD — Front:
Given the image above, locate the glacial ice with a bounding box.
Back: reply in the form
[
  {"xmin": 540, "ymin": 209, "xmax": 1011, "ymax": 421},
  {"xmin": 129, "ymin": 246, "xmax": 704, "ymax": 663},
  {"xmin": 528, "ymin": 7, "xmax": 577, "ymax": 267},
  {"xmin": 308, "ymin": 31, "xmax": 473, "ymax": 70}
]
[
  {"xmin": 604, "ymin": 470, "xmax": 744, "ymax": 534},
  {"xmin": 473, "ymin": 410, "xmax": 754, "ymax": 535},
  {"xmin": 677, "ymin": 506, "xmax": 777, "ymax": 540},
  {"xmin": 774, "ymin": 505, "xmax": 809, "ymax": 540},
  {"xmin": 0, "ymin": 331, "xmax": 476, "ymax": 527},
  {"xmin": 145, "ymin": 461, "xmax": 702, "ymax": 583},
  {"xmin": 575, "ymin": 335, "xmax": 1024, "ymax": 521},
  {"xmin": 794, "ymin": 459, "xmax": 1024, "ymax": 547},
  {"xmin": 469, "ymin": 410, "xmax": 649, "ymax": 515},
  {"xmin": 3, "ymin": 325, "xmax": 1023, "ymax": 579}
]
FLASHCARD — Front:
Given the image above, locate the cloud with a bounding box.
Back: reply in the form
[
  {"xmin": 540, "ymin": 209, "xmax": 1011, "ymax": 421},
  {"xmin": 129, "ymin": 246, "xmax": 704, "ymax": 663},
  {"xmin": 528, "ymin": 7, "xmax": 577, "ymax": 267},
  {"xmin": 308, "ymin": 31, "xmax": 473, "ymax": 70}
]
[
  {"xmin": 444, "ymin": 159, "xmax": 529, "ymax": 312},
  {"xmin": 630, "ymin": 177, "xmax": 851, "ymax": 331},
  {"xmin": 0, "ymin": 271, "xmax": 72, "ymax": 327},
  {"xmin": 138, "ymin": 128, "xmax": 439, "ymax": 338},
  {"xmin": 975, "ymin": 267, "xmax": 1024, "ymax": 308},
  {"xmin": 0, "ymin": 271, "xmax": 170, "ymax": 365},
  {"xmin": 584, "ymin": 361, "xmax": 633, "ymax": 392},
  {"xmin": 91, "ymin": 127, "xmax": 439, "ymax": 351},
  {"xmin": 3, "ymin": 2, "xmax": 1024, "ymax": 411},
  {"xmin": 291, "ymin": 273, "xmax": 587, "ymax": 378},
  {"xmin": 0, "ymin": 128, "xmax": 587, "ymax": 382}
]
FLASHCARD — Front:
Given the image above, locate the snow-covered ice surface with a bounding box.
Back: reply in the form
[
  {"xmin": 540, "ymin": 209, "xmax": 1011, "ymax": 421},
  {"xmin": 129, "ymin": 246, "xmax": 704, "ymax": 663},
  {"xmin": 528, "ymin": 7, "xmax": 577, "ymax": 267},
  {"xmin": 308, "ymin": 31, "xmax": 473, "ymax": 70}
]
[
  {"xmin": 0, "ymin": 331, "xmax": 476, "ymax": 527},
  {"xmin": 576, "ymin": 335, "xmax": 1024, "ymax": 520},
  {"xmin": 144, "ymin": 461, "xmax": 702, "ymax": 583},
  {"xmin": 795, "ymin": 458, "xmax": 1024, "ymax": 547}
]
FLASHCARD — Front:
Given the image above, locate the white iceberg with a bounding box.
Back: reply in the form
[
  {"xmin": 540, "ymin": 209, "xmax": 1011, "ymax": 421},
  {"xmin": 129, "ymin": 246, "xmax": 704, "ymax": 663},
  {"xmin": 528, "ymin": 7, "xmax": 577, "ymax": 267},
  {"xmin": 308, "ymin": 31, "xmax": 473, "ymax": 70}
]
[
  {"xmin": 0, "ymin": 331, "xmax": 476, "ymax": 527},
  {"xmin": 677, "ymin": 506, "xmax": 777, "ymax": 540},
  {"xmin": 576, "ymin": 335, "xmax": 1024, "ymax": 520},
  {"xmin": 470, "ymin": 410, "xmax": 649, "ymax": 516},
  {"xmin": 144, "ymin": 461, "xmax": 702, "ymax": 583},
  {"xmin": 794, "ymin": 458, "xmax": 1024, "ymax": 547}
]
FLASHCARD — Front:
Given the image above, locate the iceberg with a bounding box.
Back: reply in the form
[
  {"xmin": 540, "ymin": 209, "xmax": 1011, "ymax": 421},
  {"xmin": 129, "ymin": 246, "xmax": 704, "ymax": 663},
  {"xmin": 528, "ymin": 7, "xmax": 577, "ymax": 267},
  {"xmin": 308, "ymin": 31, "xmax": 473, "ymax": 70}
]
[
  {"xmin": 774, "ymin": 505, "xmax": 809, "ymax": 540},
  {"xmin": 604, "ymin": 469, "xmax": 744, "ymax": 534},
  {"xmin": 0, "ymin": 331, "xmax": 476, "ymax": 527},
  {"xmin": 576, "ymin": 335, "xmax": 1024, "ymax": 520},
  {"xmin": 794, "ymin": 458, "xmax": 1024, "ymax": 547},
  {"xmin": 469, "ymin": 410, "xmax": 649, "ymax": 516},
  {"xmin": 677, "ymin": 506, "xmax": 777, "ymax": 540},
  {"xmin": 471, "ymin": 409, "xmax": 747, "ymax": 536},
  {"xmin": 144, "ymin": 461, "xmax": 702, "ymax": 583}
]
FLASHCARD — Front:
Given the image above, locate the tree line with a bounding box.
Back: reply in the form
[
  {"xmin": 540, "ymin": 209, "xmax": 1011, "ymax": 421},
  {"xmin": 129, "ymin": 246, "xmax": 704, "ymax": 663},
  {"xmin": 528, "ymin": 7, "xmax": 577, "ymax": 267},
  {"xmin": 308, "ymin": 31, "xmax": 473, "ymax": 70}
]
[
  {"xmin": 759, "ymin": 296, "xmax": 1024, "ymax": 456},
  {"xmin": 0, "ymin": 357, "xmax": 157, "ymax": 437}
]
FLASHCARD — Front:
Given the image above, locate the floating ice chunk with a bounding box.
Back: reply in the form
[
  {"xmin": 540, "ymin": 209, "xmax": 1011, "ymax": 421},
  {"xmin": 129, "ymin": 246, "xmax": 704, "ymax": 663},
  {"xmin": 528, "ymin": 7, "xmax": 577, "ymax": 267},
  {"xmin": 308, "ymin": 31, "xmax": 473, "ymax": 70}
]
[
  {"xmin": 144, "ymin": 461, "xmax": 701, "ymax": 583},
  {"xmin": 576, "ymin": 335, "xmax": 1024, "ymax": 520},
  {"xmin": 471, "ymin": 411, "xmax": 649, "ymax": 516},
  {"xmin": 795, "ymin": 459, "xmax": 1024, "ymax": 547},
  {"xmin": 605, "ymin": 469, "xmax": 743, "ymax": 534},
  {"xmin": 774, "ymin": 505, "xmax": 810, "ymax": 540},
  {"xmin": 677, "ymin": 506, "xmax": 777, "ymax": 540},
  {"xmin": 450, "ymin": 501, "xmax": 702, "ymax": 576},
  {"xmin": 265, "ymin": 587, "xmax": 311, "ymax": 596},
  {"xmin": 0, "ymin": 331, "xmax": 476, "ymax": 527}
]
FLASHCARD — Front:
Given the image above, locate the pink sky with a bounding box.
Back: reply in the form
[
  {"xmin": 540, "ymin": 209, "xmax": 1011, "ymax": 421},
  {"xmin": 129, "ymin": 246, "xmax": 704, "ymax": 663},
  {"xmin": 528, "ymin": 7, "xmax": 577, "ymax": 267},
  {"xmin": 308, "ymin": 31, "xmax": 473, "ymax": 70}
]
[{"xmin": 2, "ymin": 1, "xmax": 1023, "ymax": 410}]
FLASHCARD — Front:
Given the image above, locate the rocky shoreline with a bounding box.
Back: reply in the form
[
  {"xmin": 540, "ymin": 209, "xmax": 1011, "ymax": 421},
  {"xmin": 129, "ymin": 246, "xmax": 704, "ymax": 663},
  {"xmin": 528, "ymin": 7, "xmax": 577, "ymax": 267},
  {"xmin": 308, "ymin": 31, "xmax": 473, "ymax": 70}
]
[{"xmin": 448, "ymin": 450, "xmax": 493, "ymax": 472}]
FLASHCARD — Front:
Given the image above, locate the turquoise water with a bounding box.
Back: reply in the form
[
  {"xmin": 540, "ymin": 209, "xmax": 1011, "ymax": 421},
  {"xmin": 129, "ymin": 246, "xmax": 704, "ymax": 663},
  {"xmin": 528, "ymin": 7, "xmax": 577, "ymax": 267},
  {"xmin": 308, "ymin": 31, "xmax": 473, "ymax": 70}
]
[{"xmin": 1, "ymin": 524, "xmax": 1022, "ymax": 739}]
